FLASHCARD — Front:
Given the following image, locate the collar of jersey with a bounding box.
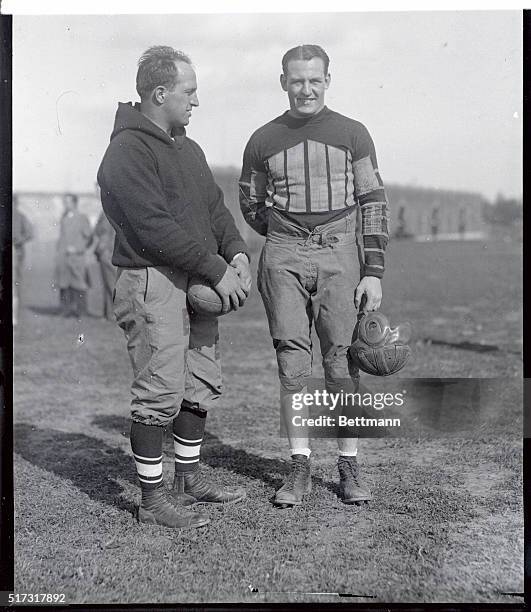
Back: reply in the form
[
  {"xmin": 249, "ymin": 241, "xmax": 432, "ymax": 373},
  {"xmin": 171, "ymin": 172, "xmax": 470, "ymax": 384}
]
[{"xmin": 282, "ymin": 105, "xmax": 330, "ymax": 128}]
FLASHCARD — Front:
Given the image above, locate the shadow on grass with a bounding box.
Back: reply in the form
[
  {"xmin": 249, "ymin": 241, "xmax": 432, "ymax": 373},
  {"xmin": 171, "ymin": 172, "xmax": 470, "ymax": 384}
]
[
  {"xmin": 14, "ymin": 422, "xmax": 137, "ymax": 515},
  {"xmin": 92, "ymin": 414, "xmax": 130, "ymax": 436},
  {"xmin": 27, "ymin": 304, "xmax": 63, "ymax": 316},
  {"xmin": 91, "ymin": 414, "xmax": 341, "ymax": 497},
  {"xmin": 27, "ymin": 305, "xmax": 105, "ymax": 320}
]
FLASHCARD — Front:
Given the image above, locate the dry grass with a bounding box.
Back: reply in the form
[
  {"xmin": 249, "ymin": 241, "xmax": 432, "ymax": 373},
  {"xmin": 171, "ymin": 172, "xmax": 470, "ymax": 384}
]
[{"xmin": 13, "ymin": 237, "xmax": 523, "ymax": 604}]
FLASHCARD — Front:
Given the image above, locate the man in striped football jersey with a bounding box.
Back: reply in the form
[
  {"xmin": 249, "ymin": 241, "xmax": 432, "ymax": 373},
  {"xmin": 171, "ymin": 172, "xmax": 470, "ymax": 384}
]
[{"xmin": 239, "ymin": 45, "xmax": 389, "ymax": 507}]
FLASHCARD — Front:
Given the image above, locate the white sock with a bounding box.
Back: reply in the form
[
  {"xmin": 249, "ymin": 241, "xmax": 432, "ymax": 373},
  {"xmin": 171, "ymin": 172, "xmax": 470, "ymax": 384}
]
[
  {"xmin": 339, "ymin": 449, "xmax": 358, "ymax": 457},
  {"xmin": 290, "ymin": 447, "xmax": 311, "ymax": 458}
]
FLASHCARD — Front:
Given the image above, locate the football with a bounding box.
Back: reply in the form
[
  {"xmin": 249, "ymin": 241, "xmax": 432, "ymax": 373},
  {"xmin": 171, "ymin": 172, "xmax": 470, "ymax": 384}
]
[{"xmin": 187, "ymin": 277, "xmax": 225, "ymax": 316}]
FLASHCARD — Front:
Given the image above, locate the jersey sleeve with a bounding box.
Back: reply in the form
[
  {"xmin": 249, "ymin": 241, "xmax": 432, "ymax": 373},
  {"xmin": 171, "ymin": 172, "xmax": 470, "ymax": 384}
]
[
  {"xmin": 239, "ymin": 135, "xmax": 270, "ymax": 236},
  {"xmin": 353, "ymin": 125, "xmax": 390, "ymax": 279}
]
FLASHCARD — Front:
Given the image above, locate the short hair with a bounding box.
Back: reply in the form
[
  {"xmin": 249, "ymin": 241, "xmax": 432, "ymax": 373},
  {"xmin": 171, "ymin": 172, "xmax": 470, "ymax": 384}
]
[
  {"xmin": 281, "ymin": 44, "xmax": 330, "ymax": 75},
  {"xmin": 136, "ymin": 46, "xmax": 192, "ymax": 99}
]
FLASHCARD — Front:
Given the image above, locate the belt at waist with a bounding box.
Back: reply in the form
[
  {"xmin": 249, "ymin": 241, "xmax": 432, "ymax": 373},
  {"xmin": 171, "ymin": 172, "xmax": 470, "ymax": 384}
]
[{"xmin": 267, "ymin": 207, "xmax": 357, "ymax": 243}]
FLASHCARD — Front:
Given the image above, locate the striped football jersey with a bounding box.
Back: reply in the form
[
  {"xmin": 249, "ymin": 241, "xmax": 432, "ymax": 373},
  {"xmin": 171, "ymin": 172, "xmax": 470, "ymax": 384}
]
[{"xmin": 239, "ymin": 106, "xmax": 389, "ymax": 278}]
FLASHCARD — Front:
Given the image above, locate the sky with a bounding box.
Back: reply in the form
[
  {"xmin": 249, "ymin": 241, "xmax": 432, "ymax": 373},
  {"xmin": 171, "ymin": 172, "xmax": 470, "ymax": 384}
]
[{"xmin": 12, "ymin": 10, "xmax": 522, "ymax": 201}]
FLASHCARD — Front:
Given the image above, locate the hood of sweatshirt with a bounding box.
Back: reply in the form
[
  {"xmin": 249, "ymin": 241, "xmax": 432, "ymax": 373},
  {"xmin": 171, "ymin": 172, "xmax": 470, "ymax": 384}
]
[{"xmin": 110, "ymin": 102, "xmax": 186, "ymax": 146}]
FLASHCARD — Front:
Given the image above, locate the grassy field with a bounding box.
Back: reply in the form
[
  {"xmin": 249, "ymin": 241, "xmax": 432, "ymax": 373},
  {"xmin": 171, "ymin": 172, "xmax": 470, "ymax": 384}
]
[{"xmin": 13, "ymin": 236, "xmax": 523, "ymax": 604}]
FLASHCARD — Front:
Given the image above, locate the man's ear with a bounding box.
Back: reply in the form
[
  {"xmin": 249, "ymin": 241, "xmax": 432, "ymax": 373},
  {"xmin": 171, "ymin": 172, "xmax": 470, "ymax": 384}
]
[
  {"xmin": 325, "ymin": 73, "xmax": 331, "ymax": 89},
  {"xmin": 280, "ymin": 73, "xmax": 288, "ymax": 92},
  {"xmin": 153, "ymin": 86, "xmax": 166, "ymax": 105}
]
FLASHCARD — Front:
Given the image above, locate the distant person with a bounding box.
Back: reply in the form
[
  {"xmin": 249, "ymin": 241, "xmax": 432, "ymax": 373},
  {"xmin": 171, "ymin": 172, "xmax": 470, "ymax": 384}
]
[
  {"xmin": 395, "ymin": 206, "xmax": 408, "ymax": 239},
  {"xmin": 12, "ymin": 194, "xmax": 34, "ymax": 325},
  {"xmin": 458, "ymin": 207, "xmax": 466, "ymax": 239},
  {"xmin": 91, "ymin": 210, "xmax": 116, "ymax": 320},
  {"xmin": 55, "ymin": 193, "xmax": 92, "ymax": 318},
  {"xmin": 430, "ymin": 206, "xmax": 440, "ymax": 240}
]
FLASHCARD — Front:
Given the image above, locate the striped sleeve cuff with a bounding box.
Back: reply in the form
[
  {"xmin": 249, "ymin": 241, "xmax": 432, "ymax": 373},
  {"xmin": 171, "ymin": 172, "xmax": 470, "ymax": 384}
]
[
  {"xmin": 362, "ymin": 234, "xmax": 388, "ymax": 279},
  {"xmin": 360, "ymin": 201, "xmax": 389, "ymax": 238}
]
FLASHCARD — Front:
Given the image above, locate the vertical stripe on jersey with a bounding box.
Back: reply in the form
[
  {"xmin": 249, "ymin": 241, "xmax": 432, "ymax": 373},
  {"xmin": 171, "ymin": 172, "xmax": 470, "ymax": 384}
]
[
  {"xmin": 327, "ymin": 145, "xmax": 354, "ymax": 209},
  {"xmin": 307, "ymin": 140, "xmax": 329, "ymax": 212},
  {"xmin": 325, "ymin": 144, "xmax": 332, "ymax": 211},
  {"xmin": 344, "ymin": 150, "xmax": 349, "ymax": 207},
  {"xmin": 303, "ymin": 140, "xmax": 311, "ymax": 212},
  {"xmin": 345, "ymin": 150, "xmax": 355, "ymax": 206},
  {"xmin": 286, "ymin": 143, "xmax": 306, "ymax": 212},
  {"xmin": 266, "ymin": 141, "xmax": 356, "ymax": 212},
  {"xmin": 267, "ymin": 154, "xmax": 289, "ymax": 209},
  {"xmin": 283, "ymin": 150, "xmax": 290, "ymax": 211}
]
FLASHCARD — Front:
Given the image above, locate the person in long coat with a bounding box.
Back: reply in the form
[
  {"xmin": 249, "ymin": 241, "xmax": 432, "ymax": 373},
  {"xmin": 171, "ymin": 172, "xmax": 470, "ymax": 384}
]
[
  {"xmin": 55, "ymin": 193, "xmax": 92, "ymax": 318},
  {"xmin": 13, "ymin": 194, "xmax": 34, "ymax": 325}
]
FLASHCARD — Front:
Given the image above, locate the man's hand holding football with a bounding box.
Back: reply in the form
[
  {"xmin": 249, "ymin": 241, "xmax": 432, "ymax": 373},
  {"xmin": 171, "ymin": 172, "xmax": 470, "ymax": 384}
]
[{"xmin": 215, "ymin": 264, "xmax": 248, "ymax": 313}]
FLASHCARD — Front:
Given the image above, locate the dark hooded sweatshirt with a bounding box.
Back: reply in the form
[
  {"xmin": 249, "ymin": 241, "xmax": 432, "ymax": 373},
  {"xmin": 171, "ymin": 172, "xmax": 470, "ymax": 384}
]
[{"xmin": 97, "ymin": 102, "xmax": 248, "ymax": 285}]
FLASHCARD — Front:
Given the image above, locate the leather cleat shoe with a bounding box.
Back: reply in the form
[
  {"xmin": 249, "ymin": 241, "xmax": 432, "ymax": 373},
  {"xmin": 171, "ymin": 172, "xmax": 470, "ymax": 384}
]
[
  {"xmin": 338, "ymin": 456, "xmax": 372, "ymax": 504},
  {"xmin": 172, "ymin": 468, "xmax": 246, "ymax": 505},
  {"xmin": 171, "ymin": 490, "xmax": 198, "ymax": 507},
  {"xmin": 273, "ymin": 454, "xmax": 311, "ymax": 508},
  {"xmin": 138, "ymin": 485, "xmax": 210, "ymax": 529}
]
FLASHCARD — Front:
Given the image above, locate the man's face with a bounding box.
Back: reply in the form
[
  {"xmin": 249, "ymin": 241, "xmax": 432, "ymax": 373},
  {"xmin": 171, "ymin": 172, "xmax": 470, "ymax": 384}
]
[
  {"xmin": 162, "ymin": 61, "xmax": 199, "ymax": 128},
  {"xmin": 281, "ymin": 57, "xmax": 330, "ymax": 118}
]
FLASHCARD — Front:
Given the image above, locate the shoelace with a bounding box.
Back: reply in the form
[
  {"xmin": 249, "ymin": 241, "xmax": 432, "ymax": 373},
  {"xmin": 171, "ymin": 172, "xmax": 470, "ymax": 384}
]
[
  {"xmin": 338, "ymin": 459, "xmax": 360, "ymax": 483},
  {"xmin": 144, "ymin": 488, "xmax": 195, "ymax": 516},
  {"xmin": 284, "ymin": 458, "xmax": 308, "ymax": 484},
  {"xmin": 182, "ymin": 469, "xmax": 220, "ymax": 498}
]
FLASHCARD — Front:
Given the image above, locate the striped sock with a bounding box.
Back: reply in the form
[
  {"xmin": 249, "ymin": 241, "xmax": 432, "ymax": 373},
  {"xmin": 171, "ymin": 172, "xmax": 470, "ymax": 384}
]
[
  {"xmin": 173, "ymin": 404, "xmax": 206, "ymax": 473},
  {"xmin": 130, "ymin": 421, "xmax": 163, "ymax": 490}
]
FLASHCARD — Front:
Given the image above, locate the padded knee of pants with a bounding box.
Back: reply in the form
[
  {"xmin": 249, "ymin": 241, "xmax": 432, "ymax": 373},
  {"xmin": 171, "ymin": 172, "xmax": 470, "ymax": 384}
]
[
  {"xmin": 321, "ymin": 350, "xmax": 360, "ymax": 398},
  {"xmin": 279, "ymin": 374, "xmax": 309, "ymax": 394},
  {"xmin": 323, "ymin": 350, "xmax": 347, "ymax": 376},
  {"xmin": 274, "ymin": 340, "xmax": 311, "ymax": 394}
]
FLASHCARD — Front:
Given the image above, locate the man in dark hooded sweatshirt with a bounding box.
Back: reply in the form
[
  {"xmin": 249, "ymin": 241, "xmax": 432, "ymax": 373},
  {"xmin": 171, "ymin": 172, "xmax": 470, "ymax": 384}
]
[{"xmin": 98, "ymin": 46, "xmax": 251, "ymax": 529}]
